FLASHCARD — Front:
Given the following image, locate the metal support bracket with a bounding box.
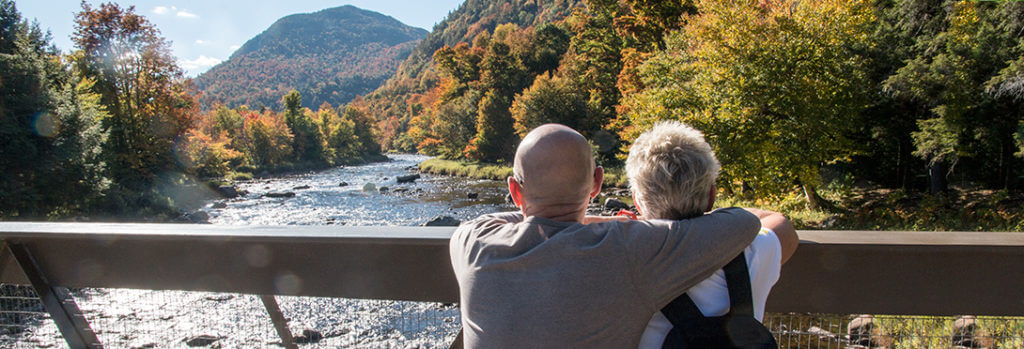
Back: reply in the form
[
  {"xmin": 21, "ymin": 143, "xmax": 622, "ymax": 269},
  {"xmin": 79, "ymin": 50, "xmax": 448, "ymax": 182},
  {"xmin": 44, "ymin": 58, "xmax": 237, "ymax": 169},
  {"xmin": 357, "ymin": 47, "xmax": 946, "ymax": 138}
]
[
  {"xmin": 261, "ymin": 294, "xmax": 297, "ymax": 349},
  {"xmin": 450, "ymin": 328, "xmax": 463, "ymax": 349},
  {"xmin": 6, "ymin": 242, "xmax": 102, "ymax": 349}
]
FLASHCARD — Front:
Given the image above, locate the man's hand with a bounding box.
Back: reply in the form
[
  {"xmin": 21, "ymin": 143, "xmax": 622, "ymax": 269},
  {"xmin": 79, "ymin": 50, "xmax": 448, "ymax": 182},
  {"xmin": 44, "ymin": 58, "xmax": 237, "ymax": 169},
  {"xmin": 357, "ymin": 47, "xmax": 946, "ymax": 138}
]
[{"xmin": 743, "ymin": 208, "xmax": 798, "ymax": 264}]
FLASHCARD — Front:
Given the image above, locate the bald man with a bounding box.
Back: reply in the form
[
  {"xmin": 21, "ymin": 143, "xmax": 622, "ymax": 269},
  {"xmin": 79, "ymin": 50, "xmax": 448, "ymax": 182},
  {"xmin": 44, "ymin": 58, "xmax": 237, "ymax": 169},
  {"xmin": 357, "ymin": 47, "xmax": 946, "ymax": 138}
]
[{"xmin": 449, "ymin": 124, "xmax": 761, "ymax": 348}]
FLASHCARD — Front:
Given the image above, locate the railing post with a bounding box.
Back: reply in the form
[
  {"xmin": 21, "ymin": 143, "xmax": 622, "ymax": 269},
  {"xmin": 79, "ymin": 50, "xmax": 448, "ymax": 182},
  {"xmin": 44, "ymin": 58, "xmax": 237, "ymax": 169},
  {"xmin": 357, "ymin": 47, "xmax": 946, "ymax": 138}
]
[
  {"xmin": 5, "ymin": 242, "xmax": 102, "ymax": 349},
  {"xmin": 260, "ymin": 294, "xmax": 297, "ymax": 349}
]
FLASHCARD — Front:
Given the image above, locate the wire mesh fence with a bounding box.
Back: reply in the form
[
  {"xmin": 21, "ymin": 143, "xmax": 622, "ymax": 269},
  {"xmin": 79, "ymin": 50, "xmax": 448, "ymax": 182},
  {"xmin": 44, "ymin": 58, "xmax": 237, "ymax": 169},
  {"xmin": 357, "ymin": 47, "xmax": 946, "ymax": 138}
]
[
  {"xmin": 766, "ymin": 313, "xmax": 1024, "ymax": 348},
  {"xmin": 0, "ymin": 284, "xmax": 460, "ymax": 348},
  {"xmin": 2, "ymin": 284, "xmax": 1022, "ymax": 348}
]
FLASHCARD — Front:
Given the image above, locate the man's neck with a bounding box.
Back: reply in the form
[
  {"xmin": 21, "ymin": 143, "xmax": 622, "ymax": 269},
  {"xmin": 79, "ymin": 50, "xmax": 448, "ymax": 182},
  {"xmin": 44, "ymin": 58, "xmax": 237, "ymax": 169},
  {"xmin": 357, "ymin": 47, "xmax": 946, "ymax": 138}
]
[{"xmin": 522, "ymin": 204, "xmax": 586, "ymax": 223}]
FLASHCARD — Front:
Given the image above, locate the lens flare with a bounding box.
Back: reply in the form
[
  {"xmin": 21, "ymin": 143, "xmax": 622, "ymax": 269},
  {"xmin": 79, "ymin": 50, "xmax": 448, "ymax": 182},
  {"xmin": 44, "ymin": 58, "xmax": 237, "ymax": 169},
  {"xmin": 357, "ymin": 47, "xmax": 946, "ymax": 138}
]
[{"xmin": 33, "ymin": 112, "xmax": 59, "ymax": 138}]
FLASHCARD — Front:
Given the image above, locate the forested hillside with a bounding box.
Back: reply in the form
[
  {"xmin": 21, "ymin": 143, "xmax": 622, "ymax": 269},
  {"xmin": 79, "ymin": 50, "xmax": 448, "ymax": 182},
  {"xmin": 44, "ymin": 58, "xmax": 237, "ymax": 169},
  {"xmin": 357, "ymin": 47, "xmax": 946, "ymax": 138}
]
[
  {"xmin": 362, "ymin": 0, "xmax": 1024, "ymax": 209},
  {"xmin": 358, "ymin": 0, "xmax": 583, "ymax": 156},
  {"xmin": 193, "ymin": 5, "xmax": 427, "ymax": 110}
]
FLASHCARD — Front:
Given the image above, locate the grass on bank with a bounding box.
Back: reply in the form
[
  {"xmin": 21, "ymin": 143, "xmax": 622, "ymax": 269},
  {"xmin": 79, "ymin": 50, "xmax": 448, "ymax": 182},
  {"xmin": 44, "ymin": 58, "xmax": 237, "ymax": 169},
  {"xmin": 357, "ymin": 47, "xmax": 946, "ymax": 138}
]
[
  {"xmin": 418, "ymin": 158, "xmax": 1024, "ymax": 232},
  {"xmin": 418, "ymin": 158, "xmax": 630, "ymax": 187}
]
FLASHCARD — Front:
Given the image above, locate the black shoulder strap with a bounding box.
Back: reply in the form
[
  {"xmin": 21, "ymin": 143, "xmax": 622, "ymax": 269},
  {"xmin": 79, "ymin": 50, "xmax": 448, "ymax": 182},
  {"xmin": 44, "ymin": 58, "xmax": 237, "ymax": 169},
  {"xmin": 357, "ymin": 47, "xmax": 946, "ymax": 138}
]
[
  {"xmin": 723, "ymin": 252, "xmax": 754, "ymax": 317},
  {"xmin": 660, "ymin": 252, "xmax": 753, "ymax": 349}
]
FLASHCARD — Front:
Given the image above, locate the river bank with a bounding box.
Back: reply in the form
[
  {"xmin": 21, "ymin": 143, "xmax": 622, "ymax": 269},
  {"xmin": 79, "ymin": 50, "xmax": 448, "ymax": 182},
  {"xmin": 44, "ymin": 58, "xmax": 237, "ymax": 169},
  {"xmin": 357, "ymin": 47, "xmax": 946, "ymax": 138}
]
[{"xmin": 416, "ymin": 158, "xmax": 1024, "ymax": 231}]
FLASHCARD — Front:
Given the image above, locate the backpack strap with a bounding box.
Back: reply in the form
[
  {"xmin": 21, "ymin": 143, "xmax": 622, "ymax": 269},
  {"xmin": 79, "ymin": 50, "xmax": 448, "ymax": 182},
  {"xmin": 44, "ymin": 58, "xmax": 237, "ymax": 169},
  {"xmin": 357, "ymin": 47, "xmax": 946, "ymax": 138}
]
[
  {"xmin": 722, "ymin": 252, "xmax": 754, "ymax": 317},
  {"xmin": 660, "ymin": 252, "xmax": 749, "ymax": 348}
]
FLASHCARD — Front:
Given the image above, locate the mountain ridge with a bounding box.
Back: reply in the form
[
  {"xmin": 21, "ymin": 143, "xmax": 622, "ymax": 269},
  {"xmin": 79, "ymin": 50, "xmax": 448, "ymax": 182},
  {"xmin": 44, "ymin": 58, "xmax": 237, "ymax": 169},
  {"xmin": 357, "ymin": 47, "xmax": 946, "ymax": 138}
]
[{"xmin": 194, "ymin": 5, "xmax": 428, "ymax": 110}]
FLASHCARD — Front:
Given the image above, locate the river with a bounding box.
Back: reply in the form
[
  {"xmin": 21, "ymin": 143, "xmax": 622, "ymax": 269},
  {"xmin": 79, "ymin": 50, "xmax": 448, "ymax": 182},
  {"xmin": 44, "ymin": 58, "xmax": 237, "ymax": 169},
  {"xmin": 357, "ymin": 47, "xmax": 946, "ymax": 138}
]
[
  {"xmin": 204, "ymin": 154, "xmax": 512, "ymax": 226},
  {"xmin": 2, "ymin": 155, "xmax": 514, "ymax": 348}
]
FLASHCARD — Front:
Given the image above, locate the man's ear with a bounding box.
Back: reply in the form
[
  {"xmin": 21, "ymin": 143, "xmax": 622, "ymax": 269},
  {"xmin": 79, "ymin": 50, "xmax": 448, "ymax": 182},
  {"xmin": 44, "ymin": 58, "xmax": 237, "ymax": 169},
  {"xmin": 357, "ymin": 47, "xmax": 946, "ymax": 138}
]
[
  {"xmin": 508, "ymin": 176, "xmax": 524, "ymax": 208},
  {"xmin": 705, "ymin": 184, "xmax": 717, "ymax": 212},
  {"xmin": 590, "ymin": 166, "xmax": 604, "ymax": 199}
]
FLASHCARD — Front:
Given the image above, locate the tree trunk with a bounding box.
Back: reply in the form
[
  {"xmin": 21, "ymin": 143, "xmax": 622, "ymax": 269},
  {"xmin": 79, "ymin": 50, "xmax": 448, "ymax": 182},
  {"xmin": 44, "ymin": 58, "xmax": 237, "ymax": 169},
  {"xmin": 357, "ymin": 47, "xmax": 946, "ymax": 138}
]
[
  {"xmin": 803, "ymin": 183, "xmax": 828, "ymax": 211},
  {"xmin": 928, "ymin": 160, "xmax": 948, "ymax": 194},
  {"xmin": 898, "ymin": 135, "xmax": 913, "ymax": 191},
  {"xmin": 1001, "ymin": 139, "xmax": 1014, "ymax": 191}
]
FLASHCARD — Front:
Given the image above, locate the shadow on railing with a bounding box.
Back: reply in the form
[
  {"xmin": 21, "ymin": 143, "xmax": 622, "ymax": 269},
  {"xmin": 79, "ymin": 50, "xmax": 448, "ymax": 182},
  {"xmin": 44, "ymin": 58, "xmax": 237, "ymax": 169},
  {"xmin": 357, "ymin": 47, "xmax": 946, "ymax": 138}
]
[{"xmin": 1, "ymin": 223, "xmax": 1022, "ymax": 348}]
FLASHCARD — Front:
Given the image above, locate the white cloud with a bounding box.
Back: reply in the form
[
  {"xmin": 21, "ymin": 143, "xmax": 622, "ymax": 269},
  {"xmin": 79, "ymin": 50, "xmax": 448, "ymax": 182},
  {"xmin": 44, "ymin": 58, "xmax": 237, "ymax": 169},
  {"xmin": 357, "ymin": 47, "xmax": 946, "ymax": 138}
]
[
  {"xmin": 195, "ymin": 39, "xmax": 210, "ymax": 45},
  {"xmin": 153, "ymin": 6, "xmax": 174, "ymax": 15},
  {"xmin": 176, "ymin": 10, "xmax": 198, "ymax": 19},
  {"xmin": 180, "ymin": 55, "xmax": 222, "ymax": 73},
  {"xmin": 229, "ymin": 45, "xmax": 241, "ymax": 51}
]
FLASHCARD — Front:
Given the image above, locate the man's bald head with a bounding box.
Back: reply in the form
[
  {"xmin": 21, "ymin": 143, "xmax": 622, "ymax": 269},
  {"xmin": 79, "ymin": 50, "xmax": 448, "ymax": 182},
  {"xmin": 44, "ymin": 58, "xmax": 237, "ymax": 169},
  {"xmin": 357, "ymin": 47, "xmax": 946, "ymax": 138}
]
[{"xmin": 512, "ymin": 124, "xmax": 598, "ymax": 211}]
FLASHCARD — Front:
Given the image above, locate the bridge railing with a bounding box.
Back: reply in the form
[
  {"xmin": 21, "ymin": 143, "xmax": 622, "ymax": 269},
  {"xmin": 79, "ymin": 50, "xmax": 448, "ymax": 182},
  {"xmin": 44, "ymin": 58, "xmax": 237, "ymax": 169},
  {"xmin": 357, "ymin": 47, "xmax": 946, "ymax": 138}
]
[{"xmin": 1, "ymin": 223, "xmax": 1022, "ymax": 348}]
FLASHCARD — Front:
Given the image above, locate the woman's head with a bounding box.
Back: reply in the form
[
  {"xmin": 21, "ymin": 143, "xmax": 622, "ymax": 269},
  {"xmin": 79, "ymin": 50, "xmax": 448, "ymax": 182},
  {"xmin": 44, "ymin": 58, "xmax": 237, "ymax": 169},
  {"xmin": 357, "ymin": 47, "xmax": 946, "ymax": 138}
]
[{"xmin": 626, "ymin": 121, "xmax": 720, "ymax": 220}]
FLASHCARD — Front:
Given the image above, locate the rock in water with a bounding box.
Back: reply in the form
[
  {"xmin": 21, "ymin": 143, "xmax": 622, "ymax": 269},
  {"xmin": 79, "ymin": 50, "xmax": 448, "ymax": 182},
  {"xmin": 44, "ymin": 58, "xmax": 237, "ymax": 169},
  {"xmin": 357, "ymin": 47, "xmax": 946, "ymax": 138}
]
[
  {"xmin": 379, "ymin": 186, "xmax": 390, "ymax": 193},
  {"xmin": 293, "ymin": 185, "xmax": 311, "ymax": 190},
  {"xmin": 424, "ymin": 216, "xmax": 461, "ymax": 226},
  {"xmin": 362, "ymin": 183, "xmax": 376, "ymax": 193},
  {"xmin": 185, "ymin": 211, "xmax": 210, "ymax": 224},
  {"xmin": 216, "ymin": 185, "xmax": 239, "ymax": 198},
  {"xmin": 338, "ymin": 181, "xmax": 349, "ymax": 187},
  {"xmin": 604, "ymin": 198, "xmax": 629, "ymax": 211},
  {"xmin": 211, "ymin": 202, "xmax": 227, "ymax": 209},
  {"xmin": 184, "ymin": 335, "xmax": 220, "ymax": 347},
  {"xmin": 467, "ymin": 192, "xmax": 479, "ymax": 199},
  {"xmin": 264, "ymin": 192, "xmax": 296, "ymax": 198},
  {"xmin": 397, "ymin": 174, "xmax": 420, "ymax": 183},
  {"xmin": 294, "ymin": 329, "xmax": 323, "ymax": 344}
]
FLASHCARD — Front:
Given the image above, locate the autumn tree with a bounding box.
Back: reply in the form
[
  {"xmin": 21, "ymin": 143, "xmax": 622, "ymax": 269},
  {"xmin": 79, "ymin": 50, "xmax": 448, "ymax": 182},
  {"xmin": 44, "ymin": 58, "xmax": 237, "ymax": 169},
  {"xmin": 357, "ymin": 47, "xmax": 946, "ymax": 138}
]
[
  {"xmin": 72, "ymin": 2, "xmax": 196, "ymax": 190},
  {"xmin": 620, "ymin": 0, "xmax": 875, "ymax": 208}
]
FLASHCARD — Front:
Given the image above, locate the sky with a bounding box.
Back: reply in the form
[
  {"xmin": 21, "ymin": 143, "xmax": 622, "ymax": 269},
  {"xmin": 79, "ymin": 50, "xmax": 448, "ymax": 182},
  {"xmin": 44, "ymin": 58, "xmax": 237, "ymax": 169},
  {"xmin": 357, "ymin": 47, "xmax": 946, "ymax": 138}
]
[{"xmin": 14, "ymin": 0, "xmax": 464, "ymax": 76}]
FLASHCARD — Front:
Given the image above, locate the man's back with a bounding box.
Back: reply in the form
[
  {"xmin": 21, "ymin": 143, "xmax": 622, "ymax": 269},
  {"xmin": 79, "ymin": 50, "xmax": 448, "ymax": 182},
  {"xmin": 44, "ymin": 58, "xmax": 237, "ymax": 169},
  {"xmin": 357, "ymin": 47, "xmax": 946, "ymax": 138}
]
[{"xmin": 450, "ymin": 208, "xmax": 759, "ymax": 348}]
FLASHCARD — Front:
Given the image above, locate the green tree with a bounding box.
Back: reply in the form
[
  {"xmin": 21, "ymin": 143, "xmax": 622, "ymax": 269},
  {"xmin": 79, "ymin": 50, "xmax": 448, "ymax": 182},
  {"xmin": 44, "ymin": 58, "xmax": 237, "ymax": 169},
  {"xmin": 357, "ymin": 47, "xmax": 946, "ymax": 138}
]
[
  {"xmin": 0, "ymin": 0, "xmax": 107, "ymax": 217},
  {"xmin": 466, "ymin": 90, "xmax": 515, "ymax": 162},
  {"xmin": 511, "ymin": 73, "xmax": 590, "ymax": 137},
  {"xmin": 281, "ymin": 90, "xmax": 325, "ymax": 165}
]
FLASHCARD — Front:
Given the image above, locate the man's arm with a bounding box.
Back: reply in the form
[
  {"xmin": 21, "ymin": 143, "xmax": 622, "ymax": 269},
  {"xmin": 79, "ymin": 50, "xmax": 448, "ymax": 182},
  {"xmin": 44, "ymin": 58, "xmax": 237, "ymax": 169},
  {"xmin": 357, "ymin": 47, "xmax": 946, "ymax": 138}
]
[
  {"xmin": 624, "ymin": 207, "xmax": 761, "ymax": 309},
  {"xmin": 743, "ymin": 208, "xmax": 798, "ymax": 264}
]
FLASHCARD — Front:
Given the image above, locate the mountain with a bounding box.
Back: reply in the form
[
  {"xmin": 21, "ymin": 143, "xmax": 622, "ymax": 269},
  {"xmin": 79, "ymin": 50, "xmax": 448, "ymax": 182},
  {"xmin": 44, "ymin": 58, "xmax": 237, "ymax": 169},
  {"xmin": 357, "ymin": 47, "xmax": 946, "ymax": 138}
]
[{"xmin": 193, "ymin": 5, "xmax": 428, "ymax": 110}]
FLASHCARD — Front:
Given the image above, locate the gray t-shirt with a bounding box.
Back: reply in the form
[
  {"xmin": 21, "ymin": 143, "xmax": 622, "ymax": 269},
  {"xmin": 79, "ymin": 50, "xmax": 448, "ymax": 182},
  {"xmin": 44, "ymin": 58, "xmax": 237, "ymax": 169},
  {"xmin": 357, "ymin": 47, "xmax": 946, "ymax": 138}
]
[{"xmin": 449, "ymin": 207, "xmax": 760, "ymax": 348}]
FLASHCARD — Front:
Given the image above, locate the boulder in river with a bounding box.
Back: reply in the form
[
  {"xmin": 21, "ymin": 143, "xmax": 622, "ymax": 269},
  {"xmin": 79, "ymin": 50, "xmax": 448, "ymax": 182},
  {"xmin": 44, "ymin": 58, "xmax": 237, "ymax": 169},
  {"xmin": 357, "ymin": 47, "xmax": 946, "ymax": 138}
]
[
  {"xmin": 423, "ymin": 216, "xmax": 461, "ymax": 226},
  {"xmin": 379, "ymin": 186, "xmax": 390, "ymax": 193},
  {"xmin": 293, "ymin": 185, "xmax": 311, "ymax": 190},
  {"xmin": 183, "ymin": 211, "xmax": 210, "ymax": 224},
  {"xmin": 362, "ymin": 183, "xmax": 377, "ymax": 193},
  {"xmin": 338, "ymin": 182, "xmax": 349, "ymax": 187},
  {"xmin": 397, "ymin": 174, "xmax": 420, "ymax": 183},
  {"xmin": 264, "ymin": 191, "xmax": 296, "ymax": 198},
  {"xmin": 604, "ymin": 198, "xmax": 629, "ymax": 211},
  {"xmin": 467, "ymin": 192, "xmax": 479, "ymax": 199},
  {"xmin": 211, "ymin": 202, "xmax": 227, "ymax": 209},
  {"xmin": 216, "ymin": 185, "xmax": 239, "ymax": 198}
]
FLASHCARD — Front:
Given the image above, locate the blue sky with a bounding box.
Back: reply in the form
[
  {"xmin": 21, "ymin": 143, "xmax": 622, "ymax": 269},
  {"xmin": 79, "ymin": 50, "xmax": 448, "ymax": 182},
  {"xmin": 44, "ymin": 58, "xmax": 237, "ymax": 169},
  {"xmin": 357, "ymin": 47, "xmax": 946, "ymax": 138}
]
[{"xmin": 14, "ymin": 0, "xmax": 463, "ymax": 76}]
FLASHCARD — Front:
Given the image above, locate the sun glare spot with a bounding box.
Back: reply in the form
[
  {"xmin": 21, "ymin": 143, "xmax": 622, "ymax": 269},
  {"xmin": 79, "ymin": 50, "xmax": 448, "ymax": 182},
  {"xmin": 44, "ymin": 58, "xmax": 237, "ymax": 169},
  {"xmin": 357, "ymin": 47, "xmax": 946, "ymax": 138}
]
[
  {"xmin": 33, "ymin": 112, "xmax": 59, "ymax": 138},
  {"xmin": 274, "ymin": 272, "xmax": 302, "ymax": 294}
]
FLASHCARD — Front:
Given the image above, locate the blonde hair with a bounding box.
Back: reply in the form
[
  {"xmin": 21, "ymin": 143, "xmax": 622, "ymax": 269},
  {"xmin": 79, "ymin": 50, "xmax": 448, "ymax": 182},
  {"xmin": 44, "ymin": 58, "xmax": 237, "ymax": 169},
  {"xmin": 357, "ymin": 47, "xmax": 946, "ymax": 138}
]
[{"xmin": 626, "ymin": 121, "xmax": 720, "ymax": 219}]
